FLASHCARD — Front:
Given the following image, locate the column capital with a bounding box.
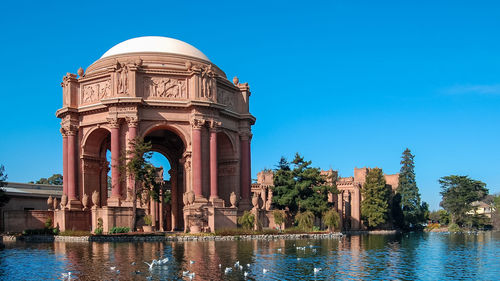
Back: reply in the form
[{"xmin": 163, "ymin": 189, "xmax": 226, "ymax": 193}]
[
  {"xmin": 125, "ymin": 116, "xmax": 139, "ymax": 128},
  {"xmin": 60, "ymin": 128, "xmax": 68, "ymax": 137},
  {"xmin": 209, "ymin": 119, "xmax": 222, "ymax": 132},
  {"xmin": 239, "ymin": 131, "xmax": 252, "ymax": 141},
  {"xmin": 107, "ymin": 118, "xmax": 121, "ymax": 129},
  {"xmin": 190, "ymin": 118, "xmax": 206, "ymax": 130}
]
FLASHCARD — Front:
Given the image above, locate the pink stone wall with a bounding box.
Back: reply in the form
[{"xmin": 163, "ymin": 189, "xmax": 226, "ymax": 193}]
[{"xmin": 3, "ymin": 210, "xmax": 54, "ymax": 233}]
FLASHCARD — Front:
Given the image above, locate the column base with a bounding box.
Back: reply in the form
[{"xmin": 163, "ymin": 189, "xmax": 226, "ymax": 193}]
[
  {"xmin": 194, "ymin": 195, "xmax": 208, "ymax": 204},
  {"xmin": 238, "ymin": 198, "xmax": 252, "ymax": 211},
  {"xmin": 67, "ymin": 199, "xmax": 83, "ymax": 210},
  {"xmin": 107, "ymin": 196, "xmax": 121, "ymax": 207},
  {"xmin": 210, "ymin": 196, "xmax": 225, "ymax": 208}
]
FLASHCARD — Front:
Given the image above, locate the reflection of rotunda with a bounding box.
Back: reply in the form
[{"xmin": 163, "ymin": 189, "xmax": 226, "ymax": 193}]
[{"xmin": 55, "ymin": 36, "xmax": 255, "ymax": 233}]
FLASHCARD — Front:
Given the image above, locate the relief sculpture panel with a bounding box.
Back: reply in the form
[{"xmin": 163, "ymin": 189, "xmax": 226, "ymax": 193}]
[
  {"xmin": 81, "ymin": 80, "xmax": 111, "ymax": 104},
  {"xmin": 217, "ymin": 88, "xmax": 235, "ymax": 110},
  {"xmin": 144, "ymin": 77, "xmax": 187, "ymax": 99}
]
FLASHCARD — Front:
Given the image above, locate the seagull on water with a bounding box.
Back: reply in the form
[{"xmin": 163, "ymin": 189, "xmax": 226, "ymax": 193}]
[
  {"xmin": 224, "ymin": 267, "xmax": 232, "ymax": 274},
  {"xmin": 244, "ymin": 271, "xmax": 249, "ymax": 277},
  {"xmin": 182, "ymin": 270, "xmax": 190, "ymax": 276},
  {"xmin": 263, "ymin": 268, "xmax": 268, "ymax": 274},
  {"xmin": 234, "ymin": 261, "xmax": 240, "ymax": 268},
  {"xmin": 314, "ymin": 268, "xmax": 321, "ymax": 274},
  {"xmin": 190, "ymin": 260, "xmax": 195, "ymax": 264}
]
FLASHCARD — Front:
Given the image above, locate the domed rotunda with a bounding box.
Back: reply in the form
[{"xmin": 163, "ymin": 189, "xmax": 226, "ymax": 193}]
[{"xmin": 55, "ymin": 36, "xmax": 255, "ymax": 233}]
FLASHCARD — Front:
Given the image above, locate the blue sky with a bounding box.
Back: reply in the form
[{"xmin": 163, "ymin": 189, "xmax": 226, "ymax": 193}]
[{"xmin": 0, "ymin": 1, "xmax": 499, "ymax": 210}]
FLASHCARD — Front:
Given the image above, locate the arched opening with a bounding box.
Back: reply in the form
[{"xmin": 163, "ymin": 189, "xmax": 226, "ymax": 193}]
[
  {"xmin": 144, "ymin": 128, "xmax": 186, "ymax": 231},
  {"xmin": 82, "ymin": 128, "xmax": 111, "ymax": 207},
  {"xmin": 217, "ymin": 132, "xmax": 238, "ymax": 206}
]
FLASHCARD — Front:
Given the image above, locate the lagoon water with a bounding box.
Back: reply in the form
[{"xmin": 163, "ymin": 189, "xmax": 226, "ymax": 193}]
[{"xmin": 1, "ymin": 232, "xmax": 499, "ymax": 280}]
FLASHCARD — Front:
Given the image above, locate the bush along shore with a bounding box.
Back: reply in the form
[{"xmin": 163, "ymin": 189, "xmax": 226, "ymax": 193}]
[{"xmin": 2, "ymin": 231, "xmax": 344, "ymax": 243}]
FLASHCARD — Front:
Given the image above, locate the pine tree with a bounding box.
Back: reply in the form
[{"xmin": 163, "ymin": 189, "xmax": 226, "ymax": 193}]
[
  {"xmin": 397, "ymin": 148, "xmax": 424, "ymax": 229},
  {"xmin": 361, "ymin": 168, "xmax": 390, "ymax": 229},
  {"xmin": 0, "ymin": 165, "xmax": 10, "ymax": 208},
  {"xmin": 272, "ymin": 153, "xmax": 337, "ymax": 218}
]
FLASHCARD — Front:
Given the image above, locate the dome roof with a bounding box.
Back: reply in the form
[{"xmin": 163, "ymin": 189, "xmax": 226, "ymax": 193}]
[{"xmin": 100, "ymin": 36, "xmax": 210, "ymax": 62}]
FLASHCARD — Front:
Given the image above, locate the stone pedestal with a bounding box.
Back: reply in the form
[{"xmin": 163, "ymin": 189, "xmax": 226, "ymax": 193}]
[
  {"xmin": 67, "ymin": 199, "xmax": 83, "ymax": 210},
  {"xmin": 54, "ymin": 209, "xmax": 91, "ymax": 232},
  {"xmin": 107, "ymin": 197, "xmax": 121, "ymax": 207}
]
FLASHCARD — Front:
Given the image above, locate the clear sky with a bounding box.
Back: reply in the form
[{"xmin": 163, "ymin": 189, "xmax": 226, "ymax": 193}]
[{"xmin": 0, "ymin": 1, "xmax": 499, "ymax": 210}]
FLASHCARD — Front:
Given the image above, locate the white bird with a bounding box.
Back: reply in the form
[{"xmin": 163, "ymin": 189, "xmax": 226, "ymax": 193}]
[
  {"xmin": 188, "ymin": 272, "xmax": 195, "ymax": 280},
  {"xmin": 131, "ymin": 262, "xmax": 136, "ymax": 265},
  {"xmin": 246, "ymin": 264, "xmax": 250, "ymax": 268},
  {"xmin": 190, "ymin": 260, "xmax": 195, "ymax": 264},
  {"xmin": 234, "ymin": 261, "xmax": 240, "ymax": 268},
  {"xmin": 219, "ymin": 264, "xmax": 222, "ymax": 268},
  {"xmin": 61, "ymin": 272, "xmax": 72, "ymax": 280},
  {"xmin": 144, "ymin": 260, "xmax": 158, "ymax": 271},
  {"xmin": 297, "ymin": 258, "xmax": 301, "ymax": 261},
  {"xmin": 263, "ymin": 268, "xmax": 268, "ymax": 274},
  {"xmin": 224, "ymin": 267, "xmax": 232, "ymax": 274},
  {"xmin": 314, "ymin": 268, "xmax": 321, "ymax": 274},
  {"xmin": 239, "ymin": 265, "xmax": 243, "ymax": 270},
  {"xmin": 277, "ymin": 248, "xmax": 282, "ymax": 252},
  {"xmin": 110, "ymin": 266, "xmax": 116, "ymax": 270},
  {"xmin": 182, "ymin": 270, "xmax": 190, "ymax": 276},
  {"xmin": 244, "ymin": 271, "xmax": 249, "ymax": 277},
  {"xmin": 159, "ymin": 257, "xmax": 169, "ymax": 265}
]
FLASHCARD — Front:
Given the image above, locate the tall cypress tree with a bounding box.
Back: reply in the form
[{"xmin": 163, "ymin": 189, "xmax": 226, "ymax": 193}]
[
  {"xmin": 397, "ymin": 148, "xmax": 423, "ymax": 229},
  {"xmin": 0, "ymin": 165, "xmax": 10, "ymax": 208},
  {"xmin": 361, "ymin": 168, "xmax": 391, "ymax": 229}
]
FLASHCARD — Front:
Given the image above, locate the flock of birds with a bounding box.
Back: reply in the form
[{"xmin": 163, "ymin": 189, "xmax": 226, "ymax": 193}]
[{"xmin": 61, "ymin": 243, "xmax": 324, "ymax": 280}]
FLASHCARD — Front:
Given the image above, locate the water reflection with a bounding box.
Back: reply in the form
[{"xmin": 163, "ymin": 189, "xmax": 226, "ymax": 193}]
[{"xmin": 0, "ymin": 232, "xmax": 499, "ymax": 280}]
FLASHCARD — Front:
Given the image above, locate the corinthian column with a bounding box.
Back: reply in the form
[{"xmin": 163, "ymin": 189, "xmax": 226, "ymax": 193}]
[
  {"xmin": 126, "ymin": 117, "xmax": 138, "ymax": 202},
  {"xmin": 209, "ymin": 122, "xmax": 219, "ymax": 201},
  {"xmin": 67, "ymin": 128, "xmax": 77, "ymax": 201},
  {"xmin": 109, "ymin": 119, "xmax": 121, "ymax": 206},
  {"xmin": 239, "ymin": 131, "xmax": 252, "ymax": 209},
  {"xmin": 191, "ymin": 118, "xmax": 206, "ymax": 201},
  {"xmin": 61, "ymin": 128, "xmax": 68, "ymax": 196}
]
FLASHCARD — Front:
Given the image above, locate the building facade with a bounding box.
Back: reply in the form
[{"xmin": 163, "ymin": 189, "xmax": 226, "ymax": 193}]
[
  {"xmin": 54, "ymin": 36, "xmax": 255, "ymax": 233},
  {"xmin": 253, "ymin": 167, "xmax": 399, "ymax": 231}
]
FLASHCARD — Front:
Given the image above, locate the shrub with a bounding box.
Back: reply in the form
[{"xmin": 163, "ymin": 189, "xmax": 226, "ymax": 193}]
[
  {"xmin": 273, "ymin": 210, "xmax": 285, "ymax": 229},
  {"xmin": 448, "ymin": 223, "xmax": 461, "ymax": 232},
  {"xmin": 59, "ymin": 230, "xmax": 91, "ymax": 236},
  {"xmin": 295, "ymin": 211, "xmax": 315, "ymax": 231},
  {"xmin": 109, "ymin": 226, "xmax": 130, "ymax": 234},
  {"xmin": 323, "ymin": 209, "xmax": 340, "ymax": 232},
  {"xmin": 94, "ymin": 218, "xmax": 103, "ymax": 235},
  {"xmin": 237, "ymin": 211, "xmax": 255, "ymax": 230},
  {"xmin": 144, "ymin": 215, "xmax": 153, "ymax": 226},
  {"xmin": 44, "ymin": 218, "xmax": 53, "ymax": 229}
]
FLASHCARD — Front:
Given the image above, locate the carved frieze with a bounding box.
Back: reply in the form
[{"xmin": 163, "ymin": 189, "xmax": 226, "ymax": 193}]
[
  {"xmin": 144, "ymin": 76, "xmax": 187, "ymax": 99},
  {"xmin": 81, "ymin": 80, "xmax": 111, "ymax": 104},
  {"xmin": 217, "ymin": 88, "xmax": 235, "ymax": 109}
]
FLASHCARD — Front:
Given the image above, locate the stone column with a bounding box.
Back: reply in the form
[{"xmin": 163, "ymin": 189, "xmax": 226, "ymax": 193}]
[
  {"xmin": 352, "ymin": 187, "xmax": 361, "ymax": 230},
  {"xmin": 209, "ymin": 126, "xmax": 218, "ymax": 200},
  {"xmin": 126, "ymin": 117, "xmax": 138, "ymax": 202},
  {"xmin": 61, "ymin": 129, "xmax": 68, "ymax": 196},
  {"xmin": 337, "ymin": 191, "xmax": 344, "ymax": 231},
  {"xmin": 109, "ymin": 119, "xmax": 121, "ymax": 206},
  {"xmin": 67, "ymin": 129, "xmax": 77, "ymax": 200},
  {"xmin": 159, "ymin": 189, "xmax": 164, "ymax": 231},
  {"xmin": 191, "ymin": 119, "xmax": 206, "ymax": 201},
  {"xmin": 169, "ymin": 168, "xmax": 178, "ymax": 230},
  {"xmin": 239, "ymin": 132, "xmax": 252, "ymax": 207}
]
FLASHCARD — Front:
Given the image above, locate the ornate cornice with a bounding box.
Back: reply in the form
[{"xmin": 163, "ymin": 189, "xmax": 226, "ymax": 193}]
[{"xmin": 190, "ymin": 118, "xmax": 206, "ymax": 130}]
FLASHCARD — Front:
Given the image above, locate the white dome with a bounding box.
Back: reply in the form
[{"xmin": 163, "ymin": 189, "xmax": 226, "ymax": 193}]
[{"xmin": 100, "ymin": 36, "xmax": 210, "ymax": 61}]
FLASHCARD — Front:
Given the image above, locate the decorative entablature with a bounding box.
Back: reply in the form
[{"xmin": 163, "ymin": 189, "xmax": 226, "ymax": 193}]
[{"xmin": 58, "ymin": 53, "xmax": 254, "ymax": 122}]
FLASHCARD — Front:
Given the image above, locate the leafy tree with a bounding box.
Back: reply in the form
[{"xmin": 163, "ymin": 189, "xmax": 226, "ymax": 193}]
[
  {"xmin": 271, "ymin": 153, "xmax": 337, "ymax": 219},
  {"xmin": 361, "ymin": 168, "xmax": 391, "ymax": 229},
  {"xmin": 428, "ymin": 209, "xmax": 451, "ymax": 225},
  {"xmin": 492, "ymin": 194, "xmax": 500, "ymax": 230},
  {"xmin": 272, "ymin": 210, "xmax": 285, "ymax": 230},
  {"xmin": 439, "ymin": 175, "xmax": 488, "ymax": 226},
  {"xmin": 295, "ymin": 210, "xmax": 315, "ymax": 231},
  {"xmin": 396, "ymin": 148, "xmax": 426, "ymax": 229},
  {"xmin": 34, "ymin": 174, "xmax": 63, "ymax": 185},
  {"xmin": 323, "ymin": 208, "xmax": 340, "ymax": 232},
  {"xmin": 0, "ymin": 165, "xmax": 10, "ymax": 208},
  {"xmin": 122, "ymin": 137, "xmax": 163, "ymax": 231},
  {"xmin": 238, "ymin": 211, "xmax": 255, "ymax": 230}
]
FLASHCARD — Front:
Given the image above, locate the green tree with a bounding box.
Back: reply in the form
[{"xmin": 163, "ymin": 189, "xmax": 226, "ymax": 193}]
[
  {"xmin": 295, "ymin": 210, "xmax": 315, "ymax": 231},
  {"xmin": 33, "ymin": 174, "xmax": 63, "ymax": 185},
  {"xmin": 238, "ymin": 211, "xmax": 255, "ymax": 230},
  {"xmin": 396, "ymin": 148, "xmax": 426, "ymax": 229},
  {"xmin": 361, "ymin": 168, "xmax": 391, "ymax": 229},
  {"xmin": 123, "ymin": 137, "xmax": 163, "ymax": 231},
  {"xmin": 323, "ymin": 208, "xmax": 340, "ymax": 232},
  {"xmin": 439, "ymin": 175, "xmax": 488, "ymax": 226},
  {"xmin": 272, "ymin": 153, "xmax": 337, "ymax": 219},
  {"xmin": 0, "ymin": 165, "xmax": 10, "ymax": 208}
]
